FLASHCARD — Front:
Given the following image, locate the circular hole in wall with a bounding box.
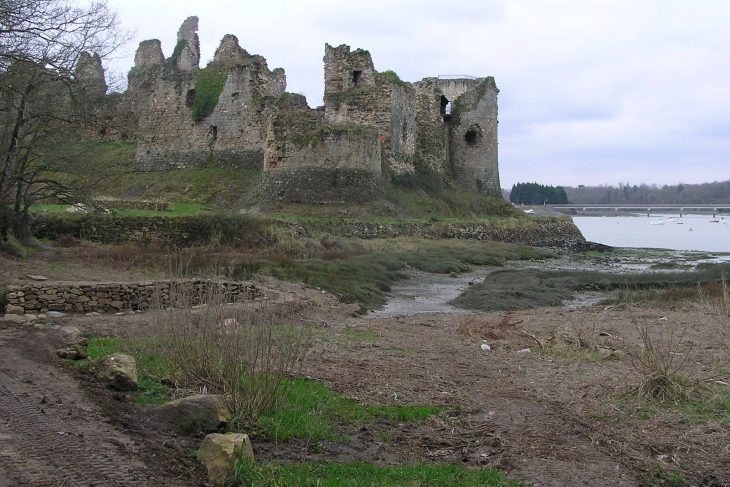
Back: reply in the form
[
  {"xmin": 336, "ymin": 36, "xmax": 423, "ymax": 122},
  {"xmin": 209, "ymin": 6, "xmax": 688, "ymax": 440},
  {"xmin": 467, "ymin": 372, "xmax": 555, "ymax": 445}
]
[{"xmin": 464, "ymin": 125, "xmax": 482, "ymax": 146}]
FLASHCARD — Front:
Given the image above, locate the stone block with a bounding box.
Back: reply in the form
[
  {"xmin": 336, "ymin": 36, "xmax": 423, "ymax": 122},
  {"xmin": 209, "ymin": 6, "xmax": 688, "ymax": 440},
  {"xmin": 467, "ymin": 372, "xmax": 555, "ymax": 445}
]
[
  {"xmin": 197, "ymin": 433, "xmax": 254, "ymax": 485},
  {"xmin": 5, "ymin": 304, "xmax": 25, "ymax": 315}
]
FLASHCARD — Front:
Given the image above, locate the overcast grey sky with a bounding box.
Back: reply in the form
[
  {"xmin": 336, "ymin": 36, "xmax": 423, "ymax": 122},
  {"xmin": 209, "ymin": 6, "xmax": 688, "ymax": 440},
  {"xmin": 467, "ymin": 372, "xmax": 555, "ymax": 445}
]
[{"xmin": 104, "ymin": 0, "xmax": 730, "ymax": 188}]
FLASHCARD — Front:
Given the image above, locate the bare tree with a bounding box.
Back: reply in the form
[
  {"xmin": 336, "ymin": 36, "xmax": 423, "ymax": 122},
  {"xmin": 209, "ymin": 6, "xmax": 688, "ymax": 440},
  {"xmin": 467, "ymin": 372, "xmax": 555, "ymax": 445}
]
[{"xmin": 0, "ymin": 0, "xmax": 128, "ymax": 240}]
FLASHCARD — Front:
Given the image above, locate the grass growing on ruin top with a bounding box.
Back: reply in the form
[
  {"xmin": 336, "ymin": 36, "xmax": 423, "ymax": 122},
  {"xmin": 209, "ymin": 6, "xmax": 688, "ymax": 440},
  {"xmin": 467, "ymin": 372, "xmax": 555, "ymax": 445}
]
[
  {"xmin": 192, "ymin": 66, "xmax": 228, "ymax": 122},
  {"xmin": 228, "ymin": 462, "xmax": 523, "ymax": 487}
]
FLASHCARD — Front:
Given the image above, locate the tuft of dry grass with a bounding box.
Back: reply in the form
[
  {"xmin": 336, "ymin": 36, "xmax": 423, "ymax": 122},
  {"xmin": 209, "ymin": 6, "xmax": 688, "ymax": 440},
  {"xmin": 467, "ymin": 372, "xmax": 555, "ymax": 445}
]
[
  {"xmin": 456, "ymin": 312, "xmax": 523, "ymax": 341},
  {"xmin": 631, "ymin": 317, "xmax": 697, "ymax": 403}
]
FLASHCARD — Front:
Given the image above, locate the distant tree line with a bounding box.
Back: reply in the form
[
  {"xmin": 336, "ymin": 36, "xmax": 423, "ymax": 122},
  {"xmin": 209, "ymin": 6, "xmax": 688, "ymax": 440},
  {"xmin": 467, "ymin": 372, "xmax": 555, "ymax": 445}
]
[
  {"xmin": 509, "ymin": 183, "xmax": 569, "ymax": 205},
  {"xmin": 563, "ymin": 180, "xmax": 730, "ymax": 205}
]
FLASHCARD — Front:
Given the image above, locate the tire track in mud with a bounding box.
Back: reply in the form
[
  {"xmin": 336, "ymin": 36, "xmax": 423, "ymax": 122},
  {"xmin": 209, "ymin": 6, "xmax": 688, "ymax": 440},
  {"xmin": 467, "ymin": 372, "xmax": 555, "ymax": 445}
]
[
  {"xmin": 0, "ymin": 327, "xmax": 159, "ymax": 486},
  {"xmin": 0, "ymin": 381, "xmax": 151, "ymax": 486}
]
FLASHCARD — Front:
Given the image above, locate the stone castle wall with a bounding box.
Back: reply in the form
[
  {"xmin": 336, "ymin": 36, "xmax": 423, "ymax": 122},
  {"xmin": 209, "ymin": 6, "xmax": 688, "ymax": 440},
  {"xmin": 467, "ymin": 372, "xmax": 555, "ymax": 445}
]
[{"xmin": 449, "ymin": 78, "xmax": 500, "ymax": 191}]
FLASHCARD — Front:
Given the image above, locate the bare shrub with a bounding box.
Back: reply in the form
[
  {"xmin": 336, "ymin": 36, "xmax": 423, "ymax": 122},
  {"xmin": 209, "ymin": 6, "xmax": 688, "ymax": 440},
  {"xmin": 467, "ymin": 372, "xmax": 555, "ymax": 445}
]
[
  {"xmin": 145, "ymin": 281, "xmax": 308, "ymax": 422},
  {"xmin": 631, "ymin": 317, "xmax": 696, "ymax": 402}
]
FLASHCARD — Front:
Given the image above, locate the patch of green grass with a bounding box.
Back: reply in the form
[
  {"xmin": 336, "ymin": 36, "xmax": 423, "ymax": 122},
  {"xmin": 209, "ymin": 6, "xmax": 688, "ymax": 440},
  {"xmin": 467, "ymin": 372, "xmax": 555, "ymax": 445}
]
[
  {"xmin": 255, "ymin": 378, "xmax": 441, "ymax": 442},
  {"xmin": 647, "ymin": 466, "xmax": 689, "ymax": 487},
  {"xmin": 621, "ymin": 385, "xmax": 730, "ymax": 426},
  {"xmin": 229, "ymin": 461, "xmax": 522, "ymax": 487},
  {"xmin": 339, "ymin": 328, "xmax": 379, "ymax": 342},
  {"xmin": 86, "ymin": 337, "xmax": 171, "ymax": 406},
  {"xmin": 46, "ymin": 260, "xmax": 70, "ymax": 272},
  {"xmin": 453, "ymin": 264, "xmax": 730, "ymax": 312}
]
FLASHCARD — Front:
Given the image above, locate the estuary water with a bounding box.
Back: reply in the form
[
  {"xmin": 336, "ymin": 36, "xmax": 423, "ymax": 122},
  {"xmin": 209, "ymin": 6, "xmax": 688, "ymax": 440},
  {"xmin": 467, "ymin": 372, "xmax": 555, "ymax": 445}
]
[{"xmin": 573, "ymin": 214, "xmax": 730, "ymax": 252}]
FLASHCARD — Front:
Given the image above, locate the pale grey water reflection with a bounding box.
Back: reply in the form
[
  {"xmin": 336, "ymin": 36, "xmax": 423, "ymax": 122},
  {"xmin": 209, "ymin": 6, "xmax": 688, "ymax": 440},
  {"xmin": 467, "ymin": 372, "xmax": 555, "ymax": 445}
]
[{"xmin": 573, "ymin": 214, "xmax": 730, "ymax": 252}]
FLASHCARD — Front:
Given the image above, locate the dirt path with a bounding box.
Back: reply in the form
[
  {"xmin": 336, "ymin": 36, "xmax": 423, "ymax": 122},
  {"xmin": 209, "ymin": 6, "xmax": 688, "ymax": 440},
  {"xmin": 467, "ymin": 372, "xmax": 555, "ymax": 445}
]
[{"xmin": 0, "ymin": 323, "xmax": 200, "ymax": 487}]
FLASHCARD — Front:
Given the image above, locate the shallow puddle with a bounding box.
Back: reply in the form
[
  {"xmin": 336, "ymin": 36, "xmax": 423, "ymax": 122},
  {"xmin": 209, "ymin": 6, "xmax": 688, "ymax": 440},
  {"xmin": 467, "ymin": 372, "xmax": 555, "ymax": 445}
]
[{"xmin": 367, "ymin": 269, "xmax": 487, "ymax": 318}]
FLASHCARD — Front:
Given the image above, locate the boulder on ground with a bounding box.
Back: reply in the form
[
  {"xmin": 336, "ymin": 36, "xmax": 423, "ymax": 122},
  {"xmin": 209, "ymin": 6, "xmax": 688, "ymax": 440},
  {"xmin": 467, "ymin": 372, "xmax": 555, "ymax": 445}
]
[
  {"xmin": 197, "ymin": 433, "xmax": 254, "ymax": 486},
  {"xmin": 148, "ymin": 394, "xmax": 231, "ymax": 433},
  {"xmin": 91, "ymin": 353, "xmax": 138, "ymax": 391}
]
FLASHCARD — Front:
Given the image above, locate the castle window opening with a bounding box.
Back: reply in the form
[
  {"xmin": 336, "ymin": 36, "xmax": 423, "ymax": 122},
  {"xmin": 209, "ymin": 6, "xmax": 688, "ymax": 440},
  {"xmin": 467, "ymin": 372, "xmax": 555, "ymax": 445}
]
[
  {"xmin": 209, "ymin": 125, "xmax": 218, "ymax": 141},
  {"xmin": 440, "ymin": 95, "xmax": 452, "ymax": 121},
  {"xmin": 440, "ymin": 95, "xmax": 449, "ymax": 115},
  {"xmin": 464, "ymin": 126, "xmax": 482, "ymax": 146},
  {"xmin": 352, "ymin": 70, "xmax": 362, "ymax": 86},
  {"xmin": 185, "ymin": 89, "xmax": 196, "ymax": 108}
]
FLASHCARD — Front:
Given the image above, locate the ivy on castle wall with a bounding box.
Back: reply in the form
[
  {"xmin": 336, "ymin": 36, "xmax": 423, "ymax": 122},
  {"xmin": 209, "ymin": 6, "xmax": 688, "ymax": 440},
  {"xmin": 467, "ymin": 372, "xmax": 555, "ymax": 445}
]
[{"xmin": 192, "ymin": 66, "xmax": 228, "ymax": 122}]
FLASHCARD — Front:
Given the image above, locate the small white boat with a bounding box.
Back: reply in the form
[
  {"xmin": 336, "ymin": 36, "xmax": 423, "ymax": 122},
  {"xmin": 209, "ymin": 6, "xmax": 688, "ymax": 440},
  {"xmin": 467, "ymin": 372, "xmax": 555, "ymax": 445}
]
[{"xmin": 524, "ymin": 209, "xmax": 534, "ymax": 214}]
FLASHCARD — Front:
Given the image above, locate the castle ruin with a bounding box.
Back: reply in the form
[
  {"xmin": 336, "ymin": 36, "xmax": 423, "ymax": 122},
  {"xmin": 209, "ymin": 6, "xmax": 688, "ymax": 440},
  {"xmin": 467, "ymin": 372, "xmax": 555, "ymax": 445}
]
[{"xmin": 110, "ymin": 17, "xmax": 501, "ymax": 202}]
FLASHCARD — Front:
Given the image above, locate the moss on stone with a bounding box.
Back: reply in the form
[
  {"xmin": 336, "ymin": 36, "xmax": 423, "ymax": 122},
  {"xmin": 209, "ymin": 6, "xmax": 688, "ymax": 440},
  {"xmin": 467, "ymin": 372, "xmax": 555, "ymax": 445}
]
[
  {"xmin": 272, "ymin": 110, "xmax": 323, "ymax": 148},
  {"xmin": 191, "ymin": 66, "xmax": 228, "ymax": 122},
  {"xmin": 324, "ymin": 85, "xmax": 379, "ymax": 111}
]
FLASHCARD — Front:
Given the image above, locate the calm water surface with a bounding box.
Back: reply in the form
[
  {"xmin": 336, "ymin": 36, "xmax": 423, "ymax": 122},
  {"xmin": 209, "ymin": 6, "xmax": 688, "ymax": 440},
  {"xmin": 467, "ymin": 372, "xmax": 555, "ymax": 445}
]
[{"xmin": 573, "ymin": 214, "xmax": 730, "ymax": 252}]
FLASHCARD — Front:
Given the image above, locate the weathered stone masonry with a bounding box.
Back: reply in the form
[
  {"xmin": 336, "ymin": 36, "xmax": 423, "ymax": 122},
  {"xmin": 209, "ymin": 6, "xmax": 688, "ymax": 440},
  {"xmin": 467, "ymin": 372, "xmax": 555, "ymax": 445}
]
[
  {"xmin": 108, "ymin": 17, "xmax": 501, "ymax": 203},
  {"xmin": 3, "ymin": 280, "xmax": 260, "ymax": 315}
]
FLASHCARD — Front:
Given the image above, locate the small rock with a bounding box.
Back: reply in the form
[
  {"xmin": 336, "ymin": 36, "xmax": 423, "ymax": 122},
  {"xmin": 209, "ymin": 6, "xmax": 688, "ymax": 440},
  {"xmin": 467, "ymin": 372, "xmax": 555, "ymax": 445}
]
[
  {"xmin": 56, "ymin": 343, "xmax": 88, "ymax": 360},
  {"xmin": 148, "ymin": 394, "xmax": 232, "ymax": 433},
  {"xmin": 516, "ymin": 348, "xmax": 531, "ymax": 356},
  {"xmin": 5, "ymin": 303, "xmax": 24, "ymax": 315},
  {"xmin": 46, "ymin": 311, "xmax": 66, "ymax": 318},
  {"xmin": 658, "ymin": 316, "xmax": 668, "ymax": 321},
  {"xmin": 597, "ymin": 348, "xmax": 625, "ymax": 360},
  {"xmin": 197, "ymin": 433, "xmax": 254, "ymax": 485},
  {"xmin": 480, "ymin": 343, "xmax": 492, "ymax": 351},
  {"xmin": 27, "ymin": 274, "xmax": 49, "ymax": 281},
  {"xmin": 85, "ymin": 312, "xmax": 101, "ymax": 316},
  {"xmin": 60, "ymin": 325, "xmax": 83, "ymax": 341},
  {"xmin": 91, "ymin": 353, "xmax": 138, "ymax": 391}
]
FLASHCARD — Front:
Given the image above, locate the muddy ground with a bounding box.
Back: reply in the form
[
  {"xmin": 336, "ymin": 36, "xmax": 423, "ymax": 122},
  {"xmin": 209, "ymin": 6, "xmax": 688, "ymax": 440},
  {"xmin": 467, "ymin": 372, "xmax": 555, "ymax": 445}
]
[{"xmin": 1, "ymin": 248, "xmax": 729, "ymax": 486}]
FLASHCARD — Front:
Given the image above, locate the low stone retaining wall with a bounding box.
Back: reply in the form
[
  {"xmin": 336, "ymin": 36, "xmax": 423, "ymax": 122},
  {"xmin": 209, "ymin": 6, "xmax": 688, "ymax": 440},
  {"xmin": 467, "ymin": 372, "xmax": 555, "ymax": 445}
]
[
  {"xmin": 3, "ymin": 280, "xmax": 260, "ymax": 316},
  {"xmin": 30, "ymin": 214, "xmax": 586, "ymax": 249},
  {"xmin": 284, "ymin": 217, "xmax": 586, "ymax": 248},
  {"xmin": 31, "ymin": 215, "xmax": 274, "ymax": 247}
]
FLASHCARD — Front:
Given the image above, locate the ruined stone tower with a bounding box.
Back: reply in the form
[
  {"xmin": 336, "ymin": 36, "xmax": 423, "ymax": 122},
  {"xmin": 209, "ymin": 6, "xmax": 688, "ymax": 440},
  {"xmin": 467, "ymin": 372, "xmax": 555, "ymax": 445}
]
[{"xmin": 119, "ymin": 17, "xmax": 500, "ymax": 202}]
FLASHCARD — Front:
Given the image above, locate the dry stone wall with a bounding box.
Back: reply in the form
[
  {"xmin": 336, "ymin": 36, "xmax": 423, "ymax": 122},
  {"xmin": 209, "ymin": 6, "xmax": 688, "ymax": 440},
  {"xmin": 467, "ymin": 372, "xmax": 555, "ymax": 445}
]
[{"xmin": 3, "ymin": 280, "xmax": 260, "ymax": 315}]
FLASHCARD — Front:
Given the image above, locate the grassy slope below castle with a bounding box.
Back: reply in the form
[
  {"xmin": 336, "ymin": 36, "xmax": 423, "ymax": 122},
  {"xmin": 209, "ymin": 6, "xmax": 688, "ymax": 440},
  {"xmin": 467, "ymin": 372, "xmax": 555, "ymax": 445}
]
[{"xmin": 46, "ymin": 141, "xmax": 522, "ymax": 222}]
